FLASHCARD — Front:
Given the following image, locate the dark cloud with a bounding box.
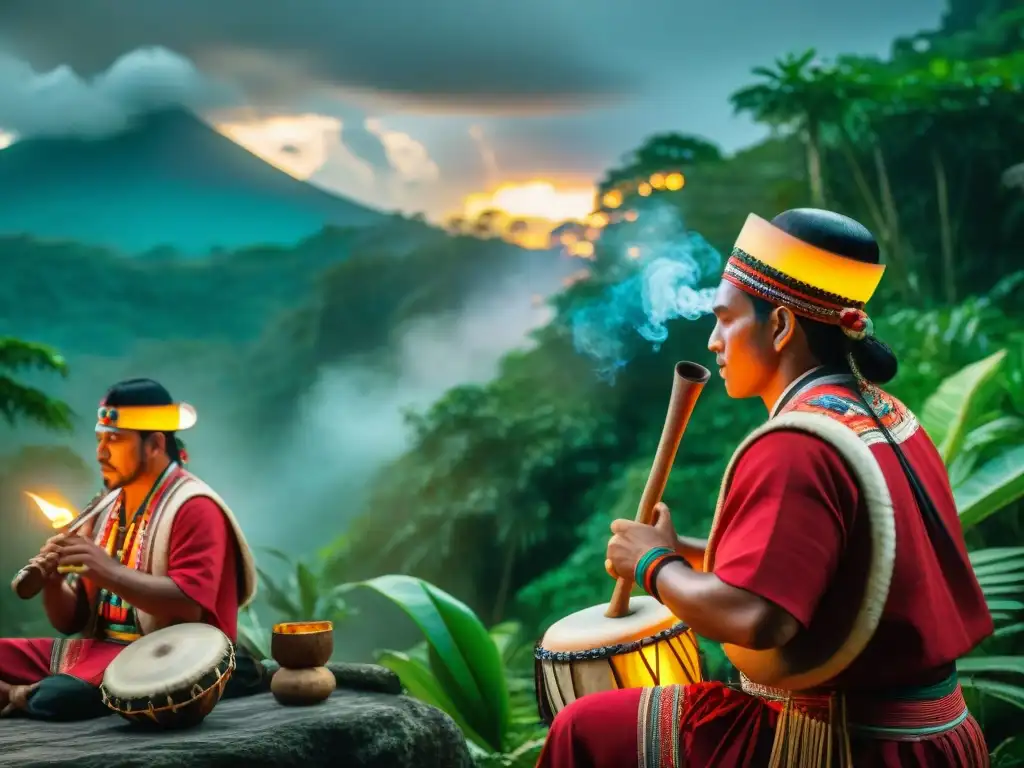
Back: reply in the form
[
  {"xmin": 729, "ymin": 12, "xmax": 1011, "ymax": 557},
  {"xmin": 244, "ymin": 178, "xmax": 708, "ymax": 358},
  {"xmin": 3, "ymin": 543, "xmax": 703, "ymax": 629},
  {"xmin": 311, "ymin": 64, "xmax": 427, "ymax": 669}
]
[
  {"xmin": 0, "ymin": 0, "xmax": 945, "ymax": 127},
  {"xmin": 328, "ymin": 103, "xmax": 394, "ymax": 176},
  {"xmin": 0, "ymin": 0, "xmax": 642, "ymax": 110},
  {"xmin": 0, "ymin": 0, "xmax": 945, "ymax": 114},
  {"xmin": 0, "ymin": 0, "xmax": 946, "ymax": 218},
  {"xmin": 0, "ymin": 47, "xmax": 240, "ymax": 138}
]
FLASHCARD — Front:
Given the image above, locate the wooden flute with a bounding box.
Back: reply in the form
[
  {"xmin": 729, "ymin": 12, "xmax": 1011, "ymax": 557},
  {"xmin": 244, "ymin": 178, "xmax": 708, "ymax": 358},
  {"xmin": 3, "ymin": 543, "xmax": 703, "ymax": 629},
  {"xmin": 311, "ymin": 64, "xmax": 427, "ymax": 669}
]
[{"xmin": 10, "ymin": 490, "xmax": 109, "ymax": 600}]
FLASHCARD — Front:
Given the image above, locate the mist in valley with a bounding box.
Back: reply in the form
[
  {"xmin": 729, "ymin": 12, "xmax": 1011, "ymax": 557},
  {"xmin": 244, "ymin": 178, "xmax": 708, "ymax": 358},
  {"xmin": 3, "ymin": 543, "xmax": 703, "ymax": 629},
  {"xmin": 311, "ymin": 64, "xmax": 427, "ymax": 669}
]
[
  {"xmin": 1, "ymin": 250, "xmax": 567, "ymax": 563},
  {"xmin": 198, "ymin": 267, "xmax": 559, "ymax": 556}
]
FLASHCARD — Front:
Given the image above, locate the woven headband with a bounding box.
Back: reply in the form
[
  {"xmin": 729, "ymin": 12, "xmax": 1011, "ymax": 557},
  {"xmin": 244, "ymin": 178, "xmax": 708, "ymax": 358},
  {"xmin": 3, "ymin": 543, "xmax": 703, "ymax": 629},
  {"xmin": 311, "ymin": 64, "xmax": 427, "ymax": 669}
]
[{"xmin": 723, "ymin": 214, "xmax": 885, "ymax": 340}]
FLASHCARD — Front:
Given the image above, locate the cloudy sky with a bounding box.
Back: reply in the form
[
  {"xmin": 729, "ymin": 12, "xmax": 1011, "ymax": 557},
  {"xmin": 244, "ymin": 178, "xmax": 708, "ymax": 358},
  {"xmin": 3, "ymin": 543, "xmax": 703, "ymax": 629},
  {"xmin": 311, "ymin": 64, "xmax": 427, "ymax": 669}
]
[{"xmin": 0, "ymin": 0, "xmax": 945, "ymax": 223}]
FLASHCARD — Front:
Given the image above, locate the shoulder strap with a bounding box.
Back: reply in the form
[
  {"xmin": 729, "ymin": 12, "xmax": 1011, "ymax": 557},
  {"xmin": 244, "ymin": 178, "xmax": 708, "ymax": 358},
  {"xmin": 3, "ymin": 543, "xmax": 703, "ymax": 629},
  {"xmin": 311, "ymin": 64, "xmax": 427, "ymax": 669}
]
[
  {"xmin": 143, "ymin": 474, "xmax": 257, "ymax": 606},
  {"xmin": 705, "ymin": 411, "xmax": 897, "ymax": 689}
]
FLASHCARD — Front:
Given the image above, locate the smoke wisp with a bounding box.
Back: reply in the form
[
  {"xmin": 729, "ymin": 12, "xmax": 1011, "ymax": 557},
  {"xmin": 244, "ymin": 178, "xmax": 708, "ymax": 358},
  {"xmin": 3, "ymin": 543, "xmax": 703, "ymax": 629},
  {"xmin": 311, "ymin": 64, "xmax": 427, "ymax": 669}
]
[{"xmin": 569, "ymin": 202, "xmax": 722, "ymax": 380}]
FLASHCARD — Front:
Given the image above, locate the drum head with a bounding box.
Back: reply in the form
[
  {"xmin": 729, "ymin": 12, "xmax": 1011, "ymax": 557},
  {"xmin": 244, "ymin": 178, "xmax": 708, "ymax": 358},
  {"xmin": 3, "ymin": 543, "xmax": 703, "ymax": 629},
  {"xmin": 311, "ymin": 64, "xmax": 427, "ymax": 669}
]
[
  {"xmin": 103, "ymin": 623, "xmax": 230, "ymax": 699},
  {"xmin": 541, "ymin": 596, "xmax": 683, "ymax": 653}
]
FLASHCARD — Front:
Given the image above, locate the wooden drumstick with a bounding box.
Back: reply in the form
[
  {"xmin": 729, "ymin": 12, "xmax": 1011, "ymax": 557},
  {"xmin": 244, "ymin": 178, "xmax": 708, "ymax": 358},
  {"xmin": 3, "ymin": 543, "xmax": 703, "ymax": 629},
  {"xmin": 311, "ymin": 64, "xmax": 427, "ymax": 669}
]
[{"xmin": 605, "ymin": 361, "xmax": 710, "ymax": 618}]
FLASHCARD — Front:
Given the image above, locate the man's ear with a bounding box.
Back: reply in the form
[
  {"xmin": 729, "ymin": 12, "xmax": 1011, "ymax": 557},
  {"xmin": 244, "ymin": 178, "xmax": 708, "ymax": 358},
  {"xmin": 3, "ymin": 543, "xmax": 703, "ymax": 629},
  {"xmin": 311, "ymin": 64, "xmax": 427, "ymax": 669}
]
[
  {"xmin": 771, "ymin": 306, "xmax": 799, "ymax": 352},
  {"xmin": 146, "ymin": 432, "xmax": 167, "ymax": 457}
]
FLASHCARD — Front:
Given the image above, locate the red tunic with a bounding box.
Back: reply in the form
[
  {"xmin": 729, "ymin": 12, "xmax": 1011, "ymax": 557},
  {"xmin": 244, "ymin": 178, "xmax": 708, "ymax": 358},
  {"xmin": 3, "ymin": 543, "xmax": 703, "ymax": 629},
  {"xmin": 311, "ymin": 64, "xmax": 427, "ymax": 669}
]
[
  {"xmin": 713, "ymin": 427, "xmax": 991, "ymax": 689},
  {"xmin": 0, "ymin": 497, "xmax": 239, "ymax": 688},
  {"xmin": 536, "ymin": 379, "xmax": 992, "ymax": 767}
]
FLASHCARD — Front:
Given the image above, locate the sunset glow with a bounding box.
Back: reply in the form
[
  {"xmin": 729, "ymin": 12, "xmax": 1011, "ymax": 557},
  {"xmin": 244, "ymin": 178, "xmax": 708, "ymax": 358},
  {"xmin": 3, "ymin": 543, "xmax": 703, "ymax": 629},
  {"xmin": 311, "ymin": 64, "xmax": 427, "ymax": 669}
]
[
  {"xmin": 214, "ymin": 114, "xmax": 598, "ymax": 250},
  {"xmin": 462, "ymin": 181, "xmax": 595, "ymax": 223},
  {"xmin": 214, "ymin": 113, "xmax": 439, "ymax": 214},
  {"xmin": 215, "ymin": 114, "xmax": 341, "ymax": 180},
  {"xmin": 453, "ymin": 180, "xmax": 598, "ymax": 249}
]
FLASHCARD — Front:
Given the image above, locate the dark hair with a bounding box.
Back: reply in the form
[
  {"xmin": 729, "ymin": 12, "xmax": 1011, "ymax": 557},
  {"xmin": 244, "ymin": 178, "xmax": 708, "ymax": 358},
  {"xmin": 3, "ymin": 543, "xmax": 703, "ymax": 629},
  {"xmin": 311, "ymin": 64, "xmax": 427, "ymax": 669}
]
[
  {"xmin": 102, "ymin": 378, "xmax": 183, "ymax": 463},
  {"xmin": 749, "ymin": 209, "xmax": 898, "ymax": 384}
]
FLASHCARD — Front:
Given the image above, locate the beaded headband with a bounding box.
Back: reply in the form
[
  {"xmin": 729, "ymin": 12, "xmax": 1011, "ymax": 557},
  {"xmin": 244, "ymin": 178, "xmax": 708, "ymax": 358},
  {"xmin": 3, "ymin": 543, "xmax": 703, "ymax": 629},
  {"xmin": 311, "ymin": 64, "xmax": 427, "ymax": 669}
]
[
  {"xmin": 96, "ymin": 403, "xmax": 198, "ymax": 433},
  {"xmin": 723, "ymin": 214, "xmax": 885, "ymax": 338}
]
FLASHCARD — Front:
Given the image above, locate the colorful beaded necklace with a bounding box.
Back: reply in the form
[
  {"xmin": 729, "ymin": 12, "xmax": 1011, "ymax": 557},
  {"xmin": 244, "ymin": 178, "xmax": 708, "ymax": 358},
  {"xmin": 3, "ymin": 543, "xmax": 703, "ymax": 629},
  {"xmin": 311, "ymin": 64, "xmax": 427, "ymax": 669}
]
[{"xmin": 94, "ymin": 463, "xmax": 184, "ymax": 640}]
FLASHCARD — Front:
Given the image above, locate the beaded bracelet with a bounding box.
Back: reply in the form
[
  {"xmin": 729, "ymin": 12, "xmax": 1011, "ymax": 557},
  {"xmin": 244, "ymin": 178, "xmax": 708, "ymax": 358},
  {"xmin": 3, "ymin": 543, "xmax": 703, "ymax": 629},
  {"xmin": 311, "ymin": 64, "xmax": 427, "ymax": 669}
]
[{"xmin": 645, "ymin": 553, "xmax": 686, "ymax": 603}]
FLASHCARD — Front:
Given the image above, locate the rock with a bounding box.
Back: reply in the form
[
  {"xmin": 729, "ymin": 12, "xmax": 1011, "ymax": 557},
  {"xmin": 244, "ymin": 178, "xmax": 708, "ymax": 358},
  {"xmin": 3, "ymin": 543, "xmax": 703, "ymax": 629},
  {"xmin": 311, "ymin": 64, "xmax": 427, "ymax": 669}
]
[{"xmin": 0, "ymin": 690, "xmax": 475, "ymax": 768}]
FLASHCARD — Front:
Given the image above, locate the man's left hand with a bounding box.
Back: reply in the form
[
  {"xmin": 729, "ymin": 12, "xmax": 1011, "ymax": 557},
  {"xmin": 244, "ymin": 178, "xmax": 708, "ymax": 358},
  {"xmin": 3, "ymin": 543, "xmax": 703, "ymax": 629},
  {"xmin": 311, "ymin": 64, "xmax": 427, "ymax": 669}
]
[
  {"xmin": 57, "ymin": 536, "xmax": 120, "ymax": 585},
  {"xmin": 606, "ymin": 502, "xmax": 680, "ymax": 580}
]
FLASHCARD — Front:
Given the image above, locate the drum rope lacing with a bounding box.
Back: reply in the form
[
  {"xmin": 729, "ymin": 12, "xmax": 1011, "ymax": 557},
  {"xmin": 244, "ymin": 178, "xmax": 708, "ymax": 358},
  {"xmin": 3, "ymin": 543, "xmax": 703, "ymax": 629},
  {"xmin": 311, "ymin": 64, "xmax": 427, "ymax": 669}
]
[
  {"xmin": 102, "ymin": 643, "xmax": 236, "ymax": 717},
  {"xmin": 533, "ymin": 622, "xmax": 693, "ymax": 662}
]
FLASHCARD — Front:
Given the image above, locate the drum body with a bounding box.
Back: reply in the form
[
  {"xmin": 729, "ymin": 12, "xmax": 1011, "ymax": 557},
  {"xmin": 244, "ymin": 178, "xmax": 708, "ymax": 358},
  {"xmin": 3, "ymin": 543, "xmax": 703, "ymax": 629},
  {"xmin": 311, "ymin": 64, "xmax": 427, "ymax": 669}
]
[
  {"xmin": 101, "ymin": 623, "xmax": 236, "ymax": 729},
  {"xmin": 535, "ymin": 596, "xmax": 704, "ymax": 724}
]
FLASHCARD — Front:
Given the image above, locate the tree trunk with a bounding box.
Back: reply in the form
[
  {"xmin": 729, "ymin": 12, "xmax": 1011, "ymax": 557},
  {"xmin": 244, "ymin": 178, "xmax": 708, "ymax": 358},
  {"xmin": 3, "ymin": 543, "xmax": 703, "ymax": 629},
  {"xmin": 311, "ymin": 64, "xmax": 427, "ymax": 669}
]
[
  {"xmin": 838, "ymin": 136, "xmax": 888, "ymax": 241},
  {"xmin": 805, "ymin": 123, "xmax": 826, "ymax": 207},
  {"xmin": 872, "ymin": 145, "xmax": 915, "ymax": 302},
  {"xmin": 491, "ymin": 540, "xmax": 517, "ymax": 625},
  {"xmin": 930, "ymin": 146, "xmax": 957, "ymax": 304}
]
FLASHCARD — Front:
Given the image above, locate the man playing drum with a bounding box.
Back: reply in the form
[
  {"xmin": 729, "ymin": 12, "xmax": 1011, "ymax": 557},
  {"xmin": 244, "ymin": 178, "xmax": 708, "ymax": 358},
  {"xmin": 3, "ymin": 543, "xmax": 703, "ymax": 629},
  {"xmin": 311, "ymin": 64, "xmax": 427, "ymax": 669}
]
[
  {"xmin": 537, "ymin": 209, "xmax": 993, "ymax": 766},
  {"xmin": 0, "ymin": 378, "xmax": 257, "ymax": 719}
]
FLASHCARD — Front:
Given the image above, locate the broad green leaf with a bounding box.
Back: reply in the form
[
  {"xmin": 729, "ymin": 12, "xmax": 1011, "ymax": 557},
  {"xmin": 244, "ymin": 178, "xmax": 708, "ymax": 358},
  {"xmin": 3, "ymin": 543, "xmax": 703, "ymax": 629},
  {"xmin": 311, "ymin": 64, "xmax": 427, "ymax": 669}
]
[
  {"xmin": 489, "ymin": 621, "xmax": 531, "ymax": 667},
  {"xmin": 962, "ymin": 416, "xmax": 1024, "ymax": 455},
  {"xmin": 296, "ymin": 562, "xmax": 321, "ymax": 618},
  {"xmin": 973, "ymin": 560, "xmax": 1024, "ymax": 578},
  {"xmin": 376, "ymin": 650, "xmax": 491, "ymax": 750},
  {"xmin": 977, "ymin": 570, "xmax": 1024, "ymax": 588},
  {"xmin": 970, "ymin": 548, "xmax": 1024, "ymax": 567},
  {"xmin": 959, "ymin": 676, "xmax": 1024, "ymax": 710},
  {"xmin": 260, "ymin": 547, "xmax": 296, "ymax": 568},
  {"xmin": 920, "ymin": 349, "xmax": 1006, "ymax": 464},
  {"xmin": 421, "ymin": 580, "xmax": 511, "ymax": 747},
  {"xmin": 994, "ymin": 623, "xmax": 1024, "ymax": 639},
  {"xmin": 983, "ymin": 600, "xmax": 1024, "ymax": 613},
  {"xmin": 255, "ymin": 566, "xmax": 300, "ymax": 617},
  {"xmin": 503, "ymin": 738, "xmax": 547, "ymax": 768},
  {"xmin": 983, "ymin": 584, "xmax": 1024, "ymax": 597},
  {"xmin": 992, "ymin": 736, "xmax": 1024, "ymax": 768},
  {"xmin": 956, "ymin": 444, "xmax": 1024, "ymax": 529},
  {"xmin": 947, "ymin": 451, "xmax": 981, "ymax": 490},
  {"xmin": 236, "ymin": 606, "xmax": 271, "ymax": 660},
  {"xmin": 359, "ymin": 575, "xmax": 509, "ymax": 751},
  {"xmin": 958, "ymin": 655, "xmax": 1024, "ymax": 675}
]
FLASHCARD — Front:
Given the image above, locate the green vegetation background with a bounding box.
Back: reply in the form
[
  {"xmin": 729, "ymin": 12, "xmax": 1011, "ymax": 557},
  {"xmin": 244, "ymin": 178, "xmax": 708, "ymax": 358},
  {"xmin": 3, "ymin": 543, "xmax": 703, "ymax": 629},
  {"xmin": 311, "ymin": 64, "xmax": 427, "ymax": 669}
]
[{"xmin": 2, "ymin": 1, "xmax": 1023, "ymax": 763}]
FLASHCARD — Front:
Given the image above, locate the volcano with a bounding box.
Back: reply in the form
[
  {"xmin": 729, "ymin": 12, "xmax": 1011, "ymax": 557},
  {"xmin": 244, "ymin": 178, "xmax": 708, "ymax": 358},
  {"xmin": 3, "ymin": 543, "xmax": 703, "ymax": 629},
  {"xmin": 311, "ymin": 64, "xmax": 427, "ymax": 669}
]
[{"xmin": 0, "ymin": 109, "xmax": 385, "ymax": 254}]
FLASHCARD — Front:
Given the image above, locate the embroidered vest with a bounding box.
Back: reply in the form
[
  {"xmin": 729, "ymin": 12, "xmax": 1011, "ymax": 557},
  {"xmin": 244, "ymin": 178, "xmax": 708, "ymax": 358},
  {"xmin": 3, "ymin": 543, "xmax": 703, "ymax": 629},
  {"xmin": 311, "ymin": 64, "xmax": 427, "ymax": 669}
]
[
  {"xmin": 703, "ymin": 378, "xmax": 905, "ymax": 691},
  {"xmin": 77, "ymin": 466, "xmax": 258, "ymax": 639},
  {"xmin": 780, "ymin": 379, "xmax": 921, "ymax": 446}
]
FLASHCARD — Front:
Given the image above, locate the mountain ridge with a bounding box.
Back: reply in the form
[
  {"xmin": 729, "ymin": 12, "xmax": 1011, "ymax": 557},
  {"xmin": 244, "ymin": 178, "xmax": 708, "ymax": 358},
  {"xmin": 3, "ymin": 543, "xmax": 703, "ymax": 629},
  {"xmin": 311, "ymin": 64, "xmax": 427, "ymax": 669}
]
[{"xmin": 0, "ymin": 109, "xmax": 384, "ymax": 255}]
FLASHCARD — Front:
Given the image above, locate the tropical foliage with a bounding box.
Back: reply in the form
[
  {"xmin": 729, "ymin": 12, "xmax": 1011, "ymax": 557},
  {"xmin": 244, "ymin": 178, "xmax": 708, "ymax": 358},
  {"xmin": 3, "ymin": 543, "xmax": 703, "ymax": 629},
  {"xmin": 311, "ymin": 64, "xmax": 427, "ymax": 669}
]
[
  {"xmin": 324, "ymin": 5, "xmax": 1024, "ymax": 757},
  {"xmin": 1, "ymin": 1, "xmax": 1022, "ymax": 764},
  {"xmin": 913, "ymin": 348, "xmax": 1024, "ymax": 724},
  {"xmin": 0, "ymin": 337, "xmax": 74, "ymax": 432},
  {"xmin": 236, "ymin": 548, "xmax": 356, "ymax": 661}
]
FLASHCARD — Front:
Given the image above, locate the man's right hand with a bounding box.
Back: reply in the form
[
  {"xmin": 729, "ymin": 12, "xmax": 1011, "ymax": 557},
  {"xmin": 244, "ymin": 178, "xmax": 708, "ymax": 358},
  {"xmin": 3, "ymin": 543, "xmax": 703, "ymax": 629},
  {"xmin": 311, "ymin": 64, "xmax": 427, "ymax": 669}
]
[{"xmin": 31, "ymin": 535, "xmax": 66, "ymax": 582}]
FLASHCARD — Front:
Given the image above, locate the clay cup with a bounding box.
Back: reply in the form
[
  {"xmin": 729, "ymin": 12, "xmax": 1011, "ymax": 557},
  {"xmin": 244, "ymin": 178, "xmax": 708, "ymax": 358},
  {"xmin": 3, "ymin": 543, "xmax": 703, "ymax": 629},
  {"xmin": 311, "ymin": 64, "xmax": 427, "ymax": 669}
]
[{"xmin": 271, "ymin": 621, "xmax": 334, "ymax": 669}]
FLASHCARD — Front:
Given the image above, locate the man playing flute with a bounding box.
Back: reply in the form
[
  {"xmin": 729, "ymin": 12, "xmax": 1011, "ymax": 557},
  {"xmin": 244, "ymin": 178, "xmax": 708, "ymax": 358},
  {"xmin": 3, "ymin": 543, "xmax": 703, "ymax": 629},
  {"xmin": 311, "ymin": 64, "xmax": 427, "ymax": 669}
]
[
  {"xmin": 0, "ymin": 378, "xmax": 257, "ymax": 719},
  {"xmin": 537, "ymin": 208, "xmax": 993, "ymax": 766}
]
